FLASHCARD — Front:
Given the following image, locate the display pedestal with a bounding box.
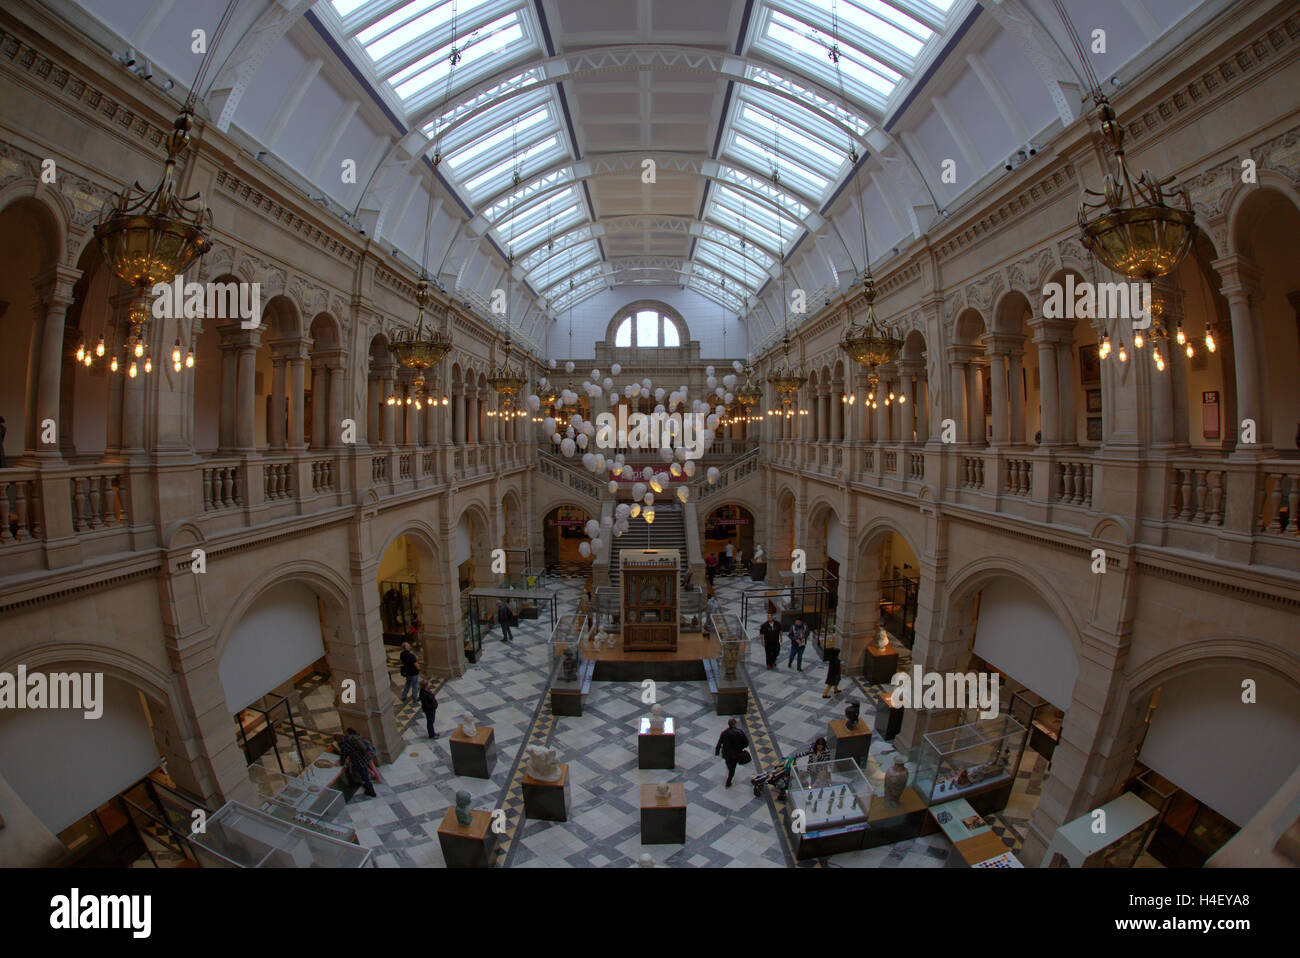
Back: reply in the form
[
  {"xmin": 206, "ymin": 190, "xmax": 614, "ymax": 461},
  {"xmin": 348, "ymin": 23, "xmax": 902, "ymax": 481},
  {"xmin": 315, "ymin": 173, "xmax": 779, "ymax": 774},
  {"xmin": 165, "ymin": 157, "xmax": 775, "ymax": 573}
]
[
  {"xmin": 640, "ymin": 783, "xmax": 686, "ymax": 844},
  {"xmin": 550, "ymin": 688, "xmax": 583, "ymax": 716},
  {"xmin": 864, "ymin": 643, "xmax": 899, "ymax": 685},
  {"xmin": 827, "ymin": 718, "xmax": 872, "ymax": 763},
  {"xmin": 522, "ymin": 765, "xmax": 571, "ymax": 822},
  {"xmin": 450, "ymin": 725, "xmax": 496, "ymax": 779},
  {"xmin": 638, "ymin": 718, "xmax": 676, "ymax": 769},
  {"xmin": 874, "ymin": 700, "xmax": 904, "ymax": 741},
  {"xmin": 714, "ymin": 684, "xmax": 748, "ymax": 715},
  {"xmin": 437, "ymin": 808, "xmax": 499, "ymax": 867},
  {"xmin": 750, "ymin": 562, "xmax": 767, "ymax": 582},
  {"xmin": 863, "ymin": 787, "xmax": 928, "ymax": 848}
]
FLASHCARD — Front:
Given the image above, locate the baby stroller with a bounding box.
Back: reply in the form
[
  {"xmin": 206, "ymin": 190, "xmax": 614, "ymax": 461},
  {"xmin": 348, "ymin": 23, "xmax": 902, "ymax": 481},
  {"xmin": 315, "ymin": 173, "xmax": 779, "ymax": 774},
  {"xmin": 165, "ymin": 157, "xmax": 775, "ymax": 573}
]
[{"xmin": 751, "ymin": 744, "xmax": 815, "ymax": 798}]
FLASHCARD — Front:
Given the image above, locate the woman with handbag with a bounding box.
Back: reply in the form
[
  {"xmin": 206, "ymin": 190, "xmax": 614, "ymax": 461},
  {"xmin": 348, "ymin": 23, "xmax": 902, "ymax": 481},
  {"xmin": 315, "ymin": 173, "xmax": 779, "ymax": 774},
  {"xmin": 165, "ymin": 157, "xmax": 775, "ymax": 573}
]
[{"xmin": 715, "ymin": 718, "xmax": 750, "ymax": 788}]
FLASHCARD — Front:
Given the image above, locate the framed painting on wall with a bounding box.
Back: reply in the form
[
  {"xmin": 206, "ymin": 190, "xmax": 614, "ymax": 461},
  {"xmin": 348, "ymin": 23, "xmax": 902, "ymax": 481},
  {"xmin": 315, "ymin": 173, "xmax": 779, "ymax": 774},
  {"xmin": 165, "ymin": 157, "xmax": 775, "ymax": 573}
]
[
  {"xmin": 1086, "ymin": 416, "xmax": 1103, "ymax": 442},
  {"xmin": 1086, "ymin": 389, "xmax": 1102, "ymax": 414},
  {"xmin": 1079, "ymin": 345, "xmax": 1101, "ymax": 385}
]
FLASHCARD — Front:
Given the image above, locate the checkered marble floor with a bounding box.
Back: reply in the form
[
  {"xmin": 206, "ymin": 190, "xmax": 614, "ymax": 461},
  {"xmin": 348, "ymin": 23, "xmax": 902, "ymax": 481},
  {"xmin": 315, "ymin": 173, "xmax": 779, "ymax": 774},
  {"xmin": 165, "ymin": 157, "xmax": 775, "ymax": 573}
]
[{"xmin": 340, "ymin": 570, "xmax": 1025, "ymax": 867}]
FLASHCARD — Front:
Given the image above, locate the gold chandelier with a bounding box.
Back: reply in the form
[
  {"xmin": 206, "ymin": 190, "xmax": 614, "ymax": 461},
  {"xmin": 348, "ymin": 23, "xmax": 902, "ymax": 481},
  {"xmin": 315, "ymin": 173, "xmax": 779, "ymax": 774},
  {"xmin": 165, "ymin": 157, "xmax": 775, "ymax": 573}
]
[
  {"xmin": 91, "ymin": 108, "xmax": 211, "ymax": 378},
  {"xmin": 840, "ymin": 277, "xmax": 903, "ymax": 390},
  {"xmin": 390, "ymin": 275, "xmax": 453, "ymax": 405},
  {"xmin": 767, "ymin": 335, "xmax": 808, "ymax": 420},
  {"xmin": 488, "ymin": 337, "xmax": 527, "ymax": 405},
  {"xmin": 1079, "ymin": 99, "xmax": 1194, "ymax": 282}
]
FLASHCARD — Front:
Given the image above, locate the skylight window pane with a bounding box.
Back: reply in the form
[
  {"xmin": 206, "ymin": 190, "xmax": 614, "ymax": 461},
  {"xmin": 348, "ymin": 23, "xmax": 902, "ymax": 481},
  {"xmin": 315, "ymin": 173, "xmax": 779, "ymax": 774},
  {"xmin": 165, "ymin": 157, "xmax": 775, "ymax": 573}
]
[
  {"xmin": 636, "ymin": 310, "xmax": 659, "ymax": 347},
  {"xmin": 797, "ymin": 0, "xmax": 929, "ymax": 58},
  {"xmin": 737, "ymin": 105, "xmax": 844, "ymax": 171},
  {"xmin": 331, "ymin": 0, "xmax": 370, "ymax": 18},
  {"xmin": 507, "ymin": 205, "xmax": 582, "ymax": 250},
  {"xmin": 446, "ymin": 107, "xmax": 550, "ymax": 171},
  {"xmin": 390, "ymin": 18, "xmax": 523, "ymax": 101},
  {"xmin": 731, "ymin": 133, "xmax": 830, "ymax": 192},
  {"xmin": 359, "ymin": 1, "xmax": 445, "ymax": 60},
  {"xmin": 462, "ymin": 135, "xmax": 558, "ymax": 194}
]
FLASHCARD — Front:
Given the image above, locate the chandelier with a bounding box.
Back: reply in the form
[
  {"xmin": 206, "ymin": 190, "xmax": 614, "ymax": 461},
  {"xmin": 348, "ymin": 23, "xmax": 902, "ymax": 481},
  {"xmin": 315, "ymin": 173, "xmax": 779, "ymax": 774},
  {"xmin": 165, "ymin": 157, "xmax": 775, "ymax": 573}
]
[
  {"xmin": 91, "ymin": 109, "xmax": 211, "ymax": 378},
  {"xmin": 840, "ymin": 276, "xmax": 903, "ymax": 389},
  {"xmin": 86, "ymin": 3, "xmax": 242, "ymax": 377},
  {"xmin": 390, "ymin": 273, "xmax": 452, "ymax": 407},
  {"xmin": 767, "ymin": 335, "xmax": 808, "ymax": 420},
  {"xmin": 488, "ymin": 337, "xmax": 527, "ymax": 406},
  {"xmin": 1078, "ymin": 99, "xmax": 1194, "ymax": 282}
]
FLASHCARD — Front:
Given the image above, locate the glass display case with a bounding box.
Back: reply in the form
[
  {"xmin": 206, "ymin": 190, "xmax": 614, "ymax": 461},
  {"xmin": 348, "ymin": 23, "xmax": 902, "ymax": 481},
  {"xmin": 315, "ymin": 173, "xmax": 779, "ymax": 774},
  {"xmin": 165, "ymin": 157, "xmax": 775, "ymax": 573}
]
[
  {"xmin": 548, "ymin": 613, "xmax": 590, "ymax": 688},
  {"xmin": 711, "ymin": 612, "xmax": 747, "ymax": 686},
  {"xmin": 914, "ymin": 716, "xmax": 1026, "ymax": 808},
  {"xmin": 379, "ymin": 580, "xmax": 416, "ymax": 641},
  {"xmin": 192, "ymin": 802, "xmax": 373, "ymax": 868},
  {"xmin": 788, "ymin": 758, "xmax": 873, "ymax": 833}
]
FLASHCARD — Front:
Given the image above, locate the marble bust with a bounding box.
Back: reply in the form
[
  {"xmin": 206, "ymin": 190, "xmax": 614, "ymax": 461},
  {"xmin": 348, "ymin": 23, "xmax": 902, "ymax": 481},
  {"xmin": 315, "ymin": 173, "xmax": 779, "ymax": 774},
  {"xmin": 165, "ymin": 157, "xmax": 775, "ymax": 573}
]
[
  {"xmin": 875, "ymin": 621, "xmax": 891, "ymax": 651},
  {"xmin": 648, "ymin": 703, "xmax": 665, "ymax": 733},
  {"xmin": 524, "ymin": 744, "xmax": 563, "ymax": 782},
  {"xmin": 656, "ymin": 783, "xmax": 672, "ymax": 799},
  {"xmin": 460, "ymin": 713, "xmax": 477, "ymax": 737},
  {"xmin": 454, "ymin": 790, "xmax": 472, "ymax": 826}
]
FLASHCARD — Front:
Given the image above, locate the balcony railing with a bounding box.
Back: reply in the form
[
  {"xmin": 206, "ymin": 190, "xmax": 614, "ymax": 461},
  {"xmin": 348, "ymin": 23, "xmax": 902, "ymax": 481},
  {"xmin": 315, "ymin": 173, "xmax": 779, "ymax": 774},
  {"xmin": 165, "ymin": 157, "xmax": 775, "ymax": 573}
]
[
  {"xmin": 203, "ymin": 461, "xmax": 244, "ymax": 512},
  {"xmin": 1167, "ymin": 461, "xmax": 1226, "ymax": 526},
  {"xmin": 1, "ymin": 470, "xmax": 41, "ymax": 545}
]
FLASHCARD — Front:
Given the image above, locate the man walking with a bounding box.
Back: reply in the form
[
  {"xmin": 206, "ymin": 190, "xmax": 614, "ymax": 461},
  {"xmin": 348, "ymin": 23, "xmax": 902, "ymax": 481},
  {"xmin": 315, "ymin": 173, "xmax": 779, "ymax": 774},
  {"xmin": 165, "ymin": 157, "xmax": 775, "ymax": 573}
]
[
  {"xmin": 715, "ymin": 718, "xmax": 750, "ymax": 787},
  {"xmin": 398, "ymin": 642, "xmax": 420, "ymax": 704},
  {"xmin": 760, "ymin": 612, "xmax": 782, "ymax": 670},
  {"xmin": 787, "ymin": 616, "xmax": 808, "ymax": 671},
  {"xmin": 336, "ymin": 727, "xmax": 378, "ymax": 797},
  {"xmin": 497, "ymin": 599, "xmax": 514, "ymax": 642},
  {"xmin": 418, "ymin": 678, "xmax": 439, "ymax": 739}
]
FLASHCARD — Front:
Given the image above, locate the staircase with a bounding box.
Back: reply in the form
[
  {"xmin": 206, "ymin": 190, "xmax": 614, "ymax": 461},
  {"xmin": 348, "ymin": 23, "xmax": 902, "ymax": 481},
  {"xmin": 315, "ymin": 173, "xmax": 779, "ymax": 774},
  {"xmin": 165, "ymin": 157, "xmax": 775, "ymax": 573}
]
[{"xmin": 609, "ymin": 503, "xmax": 688, "ymax": 589}]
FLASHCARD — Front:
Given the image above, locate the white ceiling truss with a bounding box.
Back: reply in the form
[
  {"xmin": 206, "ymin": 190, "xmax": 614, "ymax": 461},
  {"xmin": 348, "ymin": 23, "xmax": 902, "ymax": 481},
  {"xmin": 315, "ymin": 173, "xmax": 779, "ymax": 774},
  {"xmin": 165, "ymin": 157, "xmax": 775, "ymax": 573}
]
[{"xmin": 64, "ymin": 0, "xmax": 1213, "ymax": 345}]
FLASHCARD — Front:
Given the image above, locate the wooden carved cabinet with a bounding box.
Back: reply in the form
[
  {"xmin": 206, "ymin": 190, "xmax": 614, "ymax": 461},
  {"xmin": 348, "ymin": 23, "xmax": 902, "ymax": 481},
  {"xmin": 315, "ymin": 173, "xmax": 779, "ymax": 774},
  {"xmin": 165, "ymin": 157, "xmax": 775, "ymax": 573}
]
[{"xmin": 621, "ymin": 551, "xmax": 679, "ymax": 651}]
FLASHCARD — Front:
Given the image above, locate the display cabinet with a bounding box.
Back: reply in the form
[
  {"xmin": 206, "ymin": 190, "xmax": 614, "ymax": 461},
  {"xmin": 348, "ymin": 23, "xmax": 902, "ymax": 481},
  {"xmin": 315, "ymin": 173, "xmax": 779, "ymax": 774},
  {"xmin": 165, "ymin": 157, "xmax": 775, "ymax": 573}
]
[
  {"xmin": 705, "ymin": 612, "xmax": 748, "ymax": 715},
  {"xmin": 620, "ymin": 550, "xmax": 679, "ymax": 651},
  {"xmin": 548, "ymin": 613, "xmax": 591, "ymax": 716},
  {"xmin": 913, "ymin": 716, "xmax": 1026, "ymax": 814},
  {"xmin": 1010, "ymin": 688, "xmax": 1062, "ymax": 760},
  {"xmin": 787, "ymin": 758, "xmax": 874, "ymax": 860},
  {"xmin": 379, "ymin": 580, "xmax": 416, "ymax": 642}
]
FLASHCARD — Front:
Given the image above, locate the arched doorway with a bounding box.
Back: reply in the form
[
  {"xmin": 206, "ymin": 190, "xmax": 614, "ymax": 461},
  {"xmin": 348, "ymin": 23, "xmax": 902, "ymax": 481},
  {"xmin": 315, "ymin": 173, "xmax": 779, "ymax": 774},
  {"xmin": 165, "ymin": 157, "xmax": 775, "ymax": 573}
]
[
  {"xmin": 704, "ymin": 503, "xmax": 754, "ymax": 573},
  {"xmin": 543, "ymin": 504, "xmax": 594, "ymax": 576},
  {"xmin": 217, "ymin": 577, "xmax": 355, "ymax": 791},
  {"xmin": 877, "ymin": 530, "xmax": 919, "ymax": 648}
]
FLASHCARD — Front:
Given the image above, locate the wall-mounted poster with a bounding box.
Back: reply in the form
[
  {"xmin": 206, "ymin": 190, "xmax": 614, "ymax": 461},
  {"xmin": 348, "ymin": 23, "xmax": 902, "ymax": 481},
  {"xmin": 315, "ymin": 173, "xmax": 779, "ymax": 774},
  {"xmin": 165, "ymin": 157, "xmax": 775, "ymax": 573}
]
[
  {"xmin": 1086, "ymin": 389, "xmax": 1102, "ymax": 414},
  {"xmin": 1202, "ymin": 390, "xmax": 1220, "ymax": 439},
  {"xmin": 1087, "ymin": 417, "xmax": 1103, "ymax": 441},
  {"xmin": 1079, "ymin": 344, "xmax": 1101, "ymax": 385}
]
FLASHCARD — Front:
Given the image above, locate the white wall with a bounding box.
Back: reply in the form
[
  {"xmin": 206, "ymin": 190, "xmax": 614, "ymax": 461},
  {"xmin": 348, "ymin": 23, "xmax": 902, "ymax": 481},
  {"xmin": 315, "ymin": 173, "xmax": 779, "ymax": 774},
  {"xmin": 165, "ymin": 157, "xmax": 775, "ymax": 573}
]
[
  {"xmin": 0, "ymin": 676, "xmax": 159, "ymax": 833},
  {"xmin": 544, "ymin": 285, "xmax": 752, "ymax": 358},
  {"xmin": 1139, "ymin": 668, "xmax": 1300, "ymax": 827},
  {"xmin": 454, "ymin": 515, "xmax": 472, "ymax": 566},
  {"xmin": 219, "ymin": 581, "xmax": 325, "ymax": 714},
  {"xmin": 972, "ymin": 577, "xmax": 1078, "ymax": 710},
  {"xmin": 826, "ymin": 515, "xmax": 845, "ymax": 565}
]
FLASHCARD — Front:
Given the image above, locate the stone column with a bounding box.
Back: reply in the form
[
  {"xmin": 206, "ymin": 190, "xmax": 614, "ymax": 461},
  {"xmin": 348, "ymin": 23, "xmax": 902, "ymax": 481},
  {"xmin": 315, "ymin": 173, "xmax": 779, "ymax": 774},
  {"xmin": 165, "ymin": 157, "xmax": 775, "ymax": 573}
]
[
  {"xmin": 218, "ymin": 331, "xmax": 240, "ymax": 453},
  {"xmin": 268, "ymin": 351, "xmax": 287, "ymax": 450},
  {"xmin": 287, "ymin": 344, "xmax": 307, "ymax": 450},
  {"xmin": 378, "ymin": 368, "xmax": 396, "ymax": 448},
  {"xmin": 466, "ymin": 387, "xmax": 479, "ymax": 444},
  {"xmin": 1056, "ymin": 340, "xmax": 1077, "ymax": 445},
  {"xmin": 327, "ymin": 359, "xmax": 345, "ymax": 447},
  {"xmin": 965, "ymin": 361, "xmax": 983, "ymax": 445},
  {"xmin": 104, "ymin": 308, "xmax": 128, "ymax": 455},
  {"xmin": 366, "ymin": 375, "xmax": 380, "ymax": 445},
  {"xmin": 1007, "ymin": 351, "xmax": 1025, "ymax": 445},
  {"xmin": 310, "ymin": 361, "xmax": 328, "ymax": 449},
  {"xmin": 946, "ymin": 347, "xmax": 969, "ymax": 444},
  {"xmin": 234, "ymin": 333, "xmax": 260, "ymax": 451},
  {"xmin": 830, "ymin": 380, "xmax": 844, "ymax": 441},
  {"xmin": 1213, "ymin": 255, "xmax": 1270, "ymax": 455},
  {"xmin": 453, "ymin": 387, "xmax": 466, "ymax": 443},
  {"xmin": 987, "ymin": 352, "xmax": 1008, "ymax": 446},
  {"xmin": 916, "ymin": 374, "xmax": 930, "ymax": 442},
  {"xmin": 30, "ymin": 265, "xmax": 80, "ymax": 459},
  {"xmin": 1033, "ymin": 328, "xmax": 1060, "ymax": 444}
]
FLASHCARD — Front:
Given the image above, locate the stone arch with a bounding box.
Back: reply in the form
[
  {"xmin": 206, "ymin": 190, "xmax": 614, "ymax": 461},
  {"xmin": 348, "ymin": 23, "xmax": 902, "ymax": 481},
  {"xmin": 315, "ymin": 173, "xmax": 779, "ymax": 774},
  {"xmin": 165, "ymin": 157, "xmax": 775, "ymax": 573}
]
[
  {"xmin": 0, "ymin": 642, "xmax": 175, "ymax": 719},
  {"xmin": 0, "ymin": 179, "xmax": 70, "ymax": 267},
  {"xmin": 309, "ymin": 311, "xmax": 342, "ymax": 348},
  {"xmin": 953, "ymin": 307, "xmax": 987, "ymax": 346},
  {"xmin": 1225, "ymin": 172, "xmax": 1300, "ymax": 257},
  {"xmin": 212, "ymin": 558, "xmax": 356, "ymax": 665},
  {"xmin": 501, "ymin": 487, "xmax": 526, "ymax": 548}
]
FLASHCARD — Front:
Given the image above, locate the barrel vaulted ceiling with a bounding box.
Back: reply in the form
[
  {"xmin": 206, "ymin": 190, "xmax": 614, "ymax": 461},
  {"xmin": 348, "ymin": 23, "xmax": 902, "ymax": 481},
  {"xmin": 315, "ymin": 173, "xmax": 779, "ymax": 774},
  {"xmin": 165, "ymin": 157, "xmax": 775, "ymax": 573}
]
[{"xmin": 59, "ymin": 0, "xmax": 1209, "ymax": 352}]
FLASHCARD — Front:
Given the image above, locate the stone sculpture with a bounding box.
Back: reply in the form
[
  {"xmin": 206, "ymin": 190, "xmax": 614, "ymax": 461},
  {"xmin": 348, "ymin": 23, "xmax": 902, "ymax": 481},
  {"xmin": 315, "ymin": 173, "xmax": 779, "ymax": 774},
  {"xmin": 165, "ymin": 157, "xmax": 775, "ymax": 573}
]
[
  {"xmin": 523, "ymin": 744, "xmax": 563, "ymax": 782},
  {"xmin": 648, "ymin": 703, "xmax": 665, "ymax": 733},
  {"xmin": 876, "ymin": 620, "xmax": 891, "ymax": 650},
  {"xmin": 637, "ymin": 853, "xmax": 655, "ymax": 868},
  {"xmin": 883, "ymin": 753, "xmax": 910, "ymax": 807},
  {"xmin": 460, "ymin": 713, "xmax": 477, "ymax": 737},
  {"xmin": 656, "ymin": 783, "xmax": 672, "ymax": 800},
  {"xmin": 844, "ymin": 699, "xmax": 861, "ymax": 729},
  {"xmin": 454, "ymin": 790, "xmax": 473, "ymax": 826},
  {"xmin": 561, "ymin": 648, "xmax": 578, "ymax": 682}
]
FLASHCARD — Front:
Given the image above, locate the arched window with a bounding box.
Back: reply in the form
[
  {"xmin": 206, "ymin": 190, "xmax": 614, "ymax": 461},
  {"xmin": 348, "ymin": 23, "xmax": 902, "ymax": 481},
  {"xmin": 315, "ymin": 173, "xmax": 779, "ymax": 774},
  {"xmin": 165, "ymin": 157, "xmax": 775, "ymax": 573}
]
[{"xmin": 610, "ymin": 305, "xmax": 685, "ymax": 348}]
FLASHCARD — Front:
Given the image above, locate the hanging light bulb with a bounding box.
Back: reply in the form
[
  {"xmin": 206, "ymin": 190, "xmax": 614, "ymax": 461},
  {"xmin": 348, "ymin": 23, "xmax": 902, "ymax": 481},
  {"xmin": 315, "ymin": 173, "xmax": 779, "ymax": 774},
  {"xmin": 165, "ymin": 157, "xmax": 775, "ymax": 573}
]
[
  {"xmin": 172, "ymin": 339, "xmax": 182, "ymax": 365},
  {"xmin": 899, "ymin": 394, "xmax": 907, "ymax": 404},
  {"xmin": 134, "ymin": 342, "xmax": 145, "ymax": 358},
  {"xmin": 1099, "ymin": 334, "xmax": 1111, "ymax": 359},
  {"xmin": 173, "ymin": 358, "xmax": 182, "ymax": 372},
  {"xmin": 644, "ymin": 508, "xmax": 655, "ymax": 525},
  {"xmin": 185, "ymin": 349, "xmax": 195, "ymax": 368},
  {"xmin": 1205, "ymin": 328, "xmax": 1216, "ymax": 353},
  {"xmin": 1134, "ymin": 330, "xmax": 1144, "ymax": 350},
  {"xmin": 1118, "ymin": 345, "xmax": 1128, "ymax": 363},
  {"xmin": 110, "ymin": 356, "xmax": 119, "ymax": 373},
  {"xmin": 83, "ymin": 352, "xmax": 93, "ymax": 368},
  {"xmin": 1185, "ymin": 342, "xmax": 1194, "ymax": 358},
  {"xmin": 76, "ymin": 343, "xmax": 86, "ymax": 363},
  {"xmin": 128, "ymin": 361, "xmax": 138, "ymax": 378},
  {"xmin": 96, "ymin": 337, "xmax": 105, "ymax": 358},
  {"xmin": 144, "ymin": 355, "xmax": 152, "ymax": 374},
  {"xmin": 1175, "ymin": 323, "xmax": 1186, "ymax": 346},
  {"xmin": 1153, "ymin": 345, "xmax": 1165, "ymax": 371}
]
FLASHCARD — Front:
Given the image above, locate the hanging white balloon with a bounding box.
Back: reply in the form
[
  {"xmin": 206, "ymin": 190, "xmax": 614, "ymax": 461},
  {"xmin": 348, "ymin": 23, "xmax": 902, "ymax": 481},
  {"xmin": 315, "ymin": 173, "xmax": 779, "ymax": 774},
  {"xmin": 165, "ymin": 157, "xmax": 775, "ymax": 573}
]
[
  {"xmin": 603, "ymin": 377, "xmax": 613, "ymax": 389},
  {"xmin": 582, "ymin": 453, "xmax": 596, "ymax": 470},
  {"xmin": 611, "ymin": 363, "xmax": 621, "ymax": 375},
  {"xmin": 715, "ymin": 387, "xmax": 724, "ymax": 398},
  {"xmin": 654, "ymin": 387, "xmax": 665, "ymax": 401},
  {"xmin": 565, "ymin": 361, "xmax": 575, "ymax": 374},
  {"xmin": 585, "ymin": 519, "xmax": 600, "ymax": 538},
  {"xmin": 642, "ymin": 466, "xmax": 655, "ymax": 480},
  {"xmin": 629, "ymin": 503, "xmax": 641, "ymax": 518},
  {"xmin": 549, "ymin": 359, "xmax": 557, "ymax": 369},
  {"xmin": 656, "ymin": 471, "xmax": 670, "ymax": 487},
  {"xmin": 733, "ymin": 360, "xmax": 744, "ymax": 373},
  {"xmin": 705, "ymin": 365, "xmax": 715, "ymax": 377},
  {"xmin": 552, "ymin": 432, "xmax": 562, "ymax": 445},
  {"xmin": 640, "ymin": 388, "xmax": 650, "ymax": 399},
  {"xmin": 591, "ymin": 538, "xmax": 604, "ymax": 555},
  {"xmin": 578, "ymin": 541, "xmax": 591, "ymax": 557},
  {"xmin": 684, "ymin": 460, "xmax": 697, "ymax": 477},
  {"xmin": 615, "ymin": 503, "xmax": 631, "ymax": 519},
  {"xmin": 591, "ymin": 369, "xmax": 600, "ymax": 380},
  {"xmin": 644, "ymin": 492, "xmax": 655, "ymax": 505},
  {"xmin": 670, "ymin": 462, "xmax": 683, "ymax": 476},
  {"xmin": 602, "ymin": 515, "xmax": 613, "ymax": 529},
  {"xmin": 641, "ymin": 378, "xmax": 652, "ymax": 388},
  {"xmin": 723, "ymin": 374, "xmax": 737, "ymax": 389},
  {"xmin": 561, "ymin": 437, "xmax": 576, "ymax": 457},
  {"xmin": 659, "ymin": 446, "xmax": 675, "ymax": 463},
  {"xmin": 527, "ymin": 394, "xmax": 541, "ymax": 412},
  {"xmin": 608, "ymin": 480, "xmax": 619, "ymax": 493},
  {"xmin": 577, "ymin": 434, "xmax": 589, "ymax": 449},
  {"xmin": 609, "ymin": 392, "xmax": 619, "ymax": 404},
  {"xmin": 707, "ymin": 466, "xmax": 721, "ymax": 484},
  {"xmin": 632, "ymin": 482, "xmax": 647, "ymax": 500},
  {"xmin": 566, "ymin": 425, "xmax": 575, "ymax": 438},
  {"xmin": 706, "ymin": 414, "xmax": 719, "ymax": 430},
  {"xmin": 724, "ymin": 392, "xmax": 734, "ymax": 403},
  {"xmin": 677, "ymin": 486, "xmax": 689, "ymax": 503},
  {"xmin": 706, "ymin": 376, "xmax": 717, "ymax": 388},
  {"xmin": 715, "ymin": 404, "xmax": 726, "ymax": 417}
]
